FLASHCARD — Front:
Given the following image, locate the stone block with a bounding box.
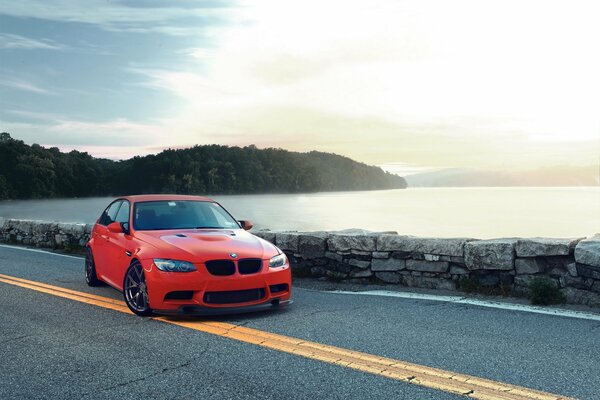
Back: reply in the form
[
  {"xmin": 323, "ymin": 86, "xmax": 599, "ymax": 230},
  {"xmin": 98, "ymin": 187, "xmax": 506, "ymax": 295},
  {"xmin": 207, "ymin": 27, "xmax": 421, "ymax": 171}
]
[
  {"xmin": 515, "ymin": 237, "xmax": 582, "ymax": 257},
  {"xmin": 298, "ymin": 232, "xmax": 328, "ymax": 259},
  {"xmin": 375, "ymin": 272, "xmax": 401, "ymax": 283},
  {"xmin": 574, "ymin": 235, "xmax": 600, "ymax": 268},
  {"xmin": 372, "ymin": 251, "xmax": 390, "ymax": 259},
  {"xmin": 324, "ymin": 251, "xmax": 343, "ymax": 263},
  {"xmin": 558, "ymin": 275, "xmax": 589, "ymax": 290},
  {"xmin": 377, "ymin": 235, "xmax": 473, "ymax": 257},
  {"xmin": 449, "ymin": 265, "xmax": 469, "ymax": 275},
  {"xmin": 61, "ymin": 223, "xmax": 86, "ymax": 235},
  {"xmin": 405, "ymin": 259, "xmax": 449, "ymax": 273},
  {"xmin": 371, "ymin": 258, "xmax": 405, "ymax": 272},
  {"xmin": 327, "ymin": 232, "xmax": 377, "ymax": 252},
  {"xmin": 465, "ymin": 239, "xmax": 517, "ymax": 270},
  {"xmin": 351, "ymin": 249, "xmax": 371, "ymax": 256},
  {"xmin": 16, "ymin": 220, "xmax": 33, "ymax": 235},
  {"xmin": 275, "ymin": 232, "xmax": 300, "ymax": 252},
  {"xmin": 346, "ymin": 258, "xmax": 370, "ymax": 269},
  {"xmin": 515, "ymin": 258, "xmax": 545, "ymax": 274},
  {"xmin": 576, "ymin": 263, "xmax": 600, "ymax": 280}
]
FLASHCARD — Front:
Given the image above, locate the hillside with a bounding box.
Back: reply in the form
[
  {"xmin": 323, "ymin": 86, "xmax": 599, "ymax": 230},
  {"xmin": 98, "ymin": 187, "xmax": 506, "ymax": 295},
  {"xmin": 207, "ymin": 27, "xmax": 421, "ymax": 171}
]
[
  {"xmin": 0, "ymin": 133, "xmax": 406, "ymax": 200},
  {"xmin": 404, "ymin": 167, "xmax": 599, "ymax": 187}
]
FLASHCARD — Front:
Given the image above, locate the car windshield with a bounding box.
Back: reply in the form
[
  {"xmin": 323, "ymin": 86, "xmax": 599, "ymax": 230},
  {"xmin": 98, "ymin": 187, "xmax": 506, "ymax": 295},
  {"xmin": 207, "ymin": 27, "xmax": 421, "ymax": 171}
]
[{"xmin": 133, "ymin": 200, "xmax": 240, "ymax": 231}]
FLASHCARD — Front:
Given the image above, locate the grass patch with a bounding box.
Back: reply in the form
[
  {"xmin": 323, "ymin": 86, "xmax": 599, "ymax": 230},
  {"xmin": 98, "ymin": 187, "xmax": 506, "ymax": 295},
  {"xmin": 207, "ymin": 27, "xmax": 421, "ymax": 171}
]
[
  {"xmin": 456, "ymin": 276, "xmax": 479, "ymax": 293},
  {"xmin": 528, "ymin": 277, "xmax": 565, "ymax": 305},
  {"xmin": 325, "ymin": 272, "xmax": 347, "ymax": 283}
]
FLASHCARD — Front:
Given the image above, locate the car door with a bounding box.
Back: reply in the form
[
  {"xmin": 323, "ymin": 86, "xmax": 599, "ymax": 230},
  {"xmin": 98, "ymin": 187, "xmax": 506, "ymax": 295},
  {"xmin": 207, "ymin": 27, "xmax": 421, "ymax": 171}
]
[
  {"xmin": 103, "ymin": 200, "xmax": 134, "ymax": 290},
  {"xmin": 93, "ymin": 200, "xmax": 123, "ymax": 285}
]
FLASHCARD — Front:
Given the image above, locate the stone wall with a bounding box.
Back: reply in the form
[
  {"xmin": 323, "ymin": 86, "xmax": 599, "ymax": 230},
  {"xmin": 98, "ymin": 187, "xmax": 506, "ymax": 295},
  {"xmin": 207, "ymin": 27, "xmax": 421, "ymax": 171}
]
[
  {"xmin": 0, "ymin": 218, "xmax": 92, "ymax": 252},
  {"xmin": 253, "ymin": 229, "xmax": 600, "ymax": 307},
  {"xmin": 1, "ymin": 218, "xmax": 599, "ymax": 306}
]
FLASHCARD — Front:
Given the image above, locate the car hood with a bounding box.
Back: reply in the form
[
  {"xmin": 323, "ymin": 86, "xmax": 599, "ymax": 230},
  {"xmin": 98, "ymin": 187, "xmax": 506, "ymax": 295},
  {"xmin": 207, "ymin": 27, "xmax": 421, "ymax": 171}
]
[{"xmin": 133, "ymin": 229, "xmax": 279, "ymax": 262}]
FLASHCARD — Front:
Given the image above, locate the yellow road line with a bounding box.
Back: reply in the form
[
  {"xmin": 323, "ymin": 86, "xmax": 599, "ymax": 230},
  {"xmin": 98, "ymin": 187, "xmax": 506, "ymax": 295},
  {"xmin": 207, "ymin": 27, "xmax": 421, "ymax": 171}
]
[{"xmin": 0, "ymin": 273, "xmax": 573, "ymax": 400}]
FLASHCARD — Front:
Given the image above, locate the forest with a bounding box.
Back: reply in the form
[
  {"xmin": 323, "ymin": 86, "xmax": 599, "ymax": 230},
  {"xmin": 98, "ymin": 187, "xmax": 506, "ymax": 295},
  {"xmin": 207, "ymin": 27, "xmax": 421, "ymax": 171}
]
[{"xmin": 0, "ymin": 132, "xmax": 407, "ymax": 200}]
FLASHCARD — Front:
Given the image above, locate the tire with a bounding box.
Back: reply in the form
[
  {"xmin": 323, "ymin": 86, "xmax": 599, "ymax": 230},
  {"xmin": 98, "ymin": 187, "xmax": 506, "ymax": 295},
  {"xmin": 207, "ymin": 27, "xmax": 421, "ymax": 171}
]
[
  {"xmin": 123, "ymin": 261, "xmax": 153, "ymax": 317},
  {"xmin": 85, "ymin": 247, "xmax": 102, "ymax": 287}
]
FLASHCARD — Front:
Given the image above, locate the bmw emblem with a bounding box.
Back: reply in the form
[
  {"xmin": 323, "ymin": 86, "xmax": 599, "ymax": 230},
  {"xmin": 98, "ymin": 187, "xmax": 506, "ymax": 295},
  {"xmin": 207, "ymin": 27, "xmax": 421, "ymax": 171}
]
[{"xmin": 230, "ymin": 253, "xmax": 238, "ymax": 259}]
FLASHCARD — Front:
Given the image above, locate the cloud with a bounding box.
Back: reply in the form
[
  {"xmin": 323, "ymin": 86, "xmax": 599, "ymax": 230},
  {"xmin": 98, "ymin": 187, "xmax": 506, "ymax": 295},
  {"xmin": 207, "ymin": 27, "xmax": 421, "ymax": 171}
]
[
  {"xmin": 0, "ymin": 78, "xmax": 52, "ymax": 94},
  {"xmin": 0, "ymin": 0, "xmax": 236, "ymax": 35},
  {"xmin": 3, "ymin": 0, "xmax": 599, "ymax": 170},
  {"xmin": 123, "ymin": 0, "xmax": 599, "ymax": 169},
  {"xmin": 0, "ymin": 33, "xmax": 66, "ymax": 50},
  {"xmin": 179, "ymin": 47, "xmax": 213, "ymax": 59},
  {"xmin": 0, "ymin": 117, "xmax": 166, "ymax": 149}
]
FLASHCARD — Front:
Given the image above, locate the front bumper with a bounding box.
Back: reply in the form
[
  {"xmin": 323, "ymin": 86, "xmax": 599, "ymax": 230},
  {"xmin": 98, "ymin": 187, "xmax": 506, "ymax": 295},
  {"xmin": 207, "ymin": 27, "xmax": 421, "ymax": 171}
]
[
  {"xmin": 154, "ymin": 299, "xmax": 293, "ymax": 316},
  {"xmin": 141, "ymin": 258, "xmax": 292, "ymax": 313}
]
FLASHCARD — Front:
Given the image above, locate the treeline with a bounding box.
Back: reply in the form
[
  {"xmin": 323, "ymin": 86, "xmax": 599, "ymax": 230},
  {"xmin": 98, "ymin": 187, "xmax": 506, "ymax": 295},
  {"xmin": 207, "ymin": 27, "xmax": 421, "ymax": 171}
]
[{"xmin": 0, "ymin": 132, "xmax": 406, "ymax": 200}]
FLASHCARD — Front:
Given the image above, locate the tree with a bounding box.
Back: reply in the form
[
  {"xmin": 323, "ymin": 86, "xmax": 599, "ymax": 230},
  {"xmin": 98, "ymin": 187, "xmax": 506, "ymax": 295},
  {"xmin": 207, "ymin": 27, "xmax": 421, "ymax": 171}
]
[{"xmin": 0, "ymin": 133, "xmax": 407, "ymax": 200}]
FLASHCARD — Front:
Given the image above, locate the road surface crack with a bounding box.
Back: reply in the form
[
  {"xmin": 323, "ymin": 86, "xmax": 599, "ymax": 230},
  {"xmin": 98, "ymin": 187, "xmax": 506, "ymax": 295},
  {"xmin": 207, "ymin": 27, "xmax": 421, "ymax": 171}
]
[
  {"xmin": 0, "ymin": 334, "xmax": 32, "ymax": 345},
  {"xmin": 300, "ymin": 306, "xmax": 363, "ymax": 318},
  {"xmin": 83, "ymin": 345, "xmax": 210, "ymax": 396}
]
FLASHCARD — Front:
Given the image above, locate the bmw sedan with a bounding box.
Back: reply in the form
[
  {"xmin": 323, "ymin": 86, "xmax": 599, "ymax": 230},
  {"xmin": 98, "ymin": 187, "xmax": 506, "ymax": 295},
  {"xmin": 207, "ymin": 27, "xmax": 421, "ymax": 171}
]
[{"xmin": 85, "ymin": 194, "xmax": 292, "ymax": 316}]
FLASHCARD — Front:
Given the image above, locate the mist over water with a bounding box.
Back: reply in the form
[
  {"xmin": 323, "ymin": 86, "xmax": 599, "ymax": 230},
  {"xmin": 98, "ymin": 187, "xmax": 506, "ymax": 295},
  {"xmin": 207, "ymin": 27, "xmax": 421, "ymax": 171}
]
[{"xmin": 0, "ymin": 187, "xmax": 598, "ymax": 239}]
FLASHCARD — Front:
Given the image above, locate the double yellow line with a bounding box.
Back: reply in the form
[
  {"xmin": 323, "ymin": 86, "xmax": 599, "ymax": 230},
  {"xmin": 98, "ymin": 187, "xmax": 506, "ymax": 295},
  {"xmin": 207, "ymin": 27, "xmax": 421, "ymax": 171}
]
[{"xmin": 0, "ymin": 273, "xmax": 573, "ymax": 400}]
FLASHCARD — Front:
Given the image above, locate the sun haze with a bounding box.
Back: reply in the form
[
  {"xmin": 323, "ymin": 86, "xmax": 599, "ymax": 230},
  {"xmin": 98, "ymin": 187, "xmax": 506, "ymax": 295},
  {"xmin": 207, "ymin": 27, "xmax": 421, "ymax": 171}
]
[{"xmin": 0, "ymin": 0, "xmax": 598, "ymax": 174}]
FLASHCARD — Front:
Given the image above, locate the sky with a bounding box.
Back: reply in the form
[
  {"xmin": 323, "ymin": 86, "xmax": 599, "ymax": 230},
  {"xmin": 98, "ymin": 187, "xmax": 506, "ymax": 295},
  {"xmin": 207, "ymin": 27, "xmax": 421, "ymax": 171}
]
[{"xmin": 0, "ymin": 0, "xmax": 599, "ymax": 176}]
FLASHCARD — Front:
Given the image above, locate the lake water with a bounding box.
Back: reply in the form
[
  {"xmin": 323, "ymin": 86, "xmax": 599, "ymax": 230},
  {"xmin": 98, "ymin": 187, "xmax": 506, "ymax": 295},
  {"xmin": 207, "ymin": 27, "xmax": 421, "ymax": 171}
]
[{"xmin": 0, "ymin": 187, "xmax": 598, "ymax": 239}]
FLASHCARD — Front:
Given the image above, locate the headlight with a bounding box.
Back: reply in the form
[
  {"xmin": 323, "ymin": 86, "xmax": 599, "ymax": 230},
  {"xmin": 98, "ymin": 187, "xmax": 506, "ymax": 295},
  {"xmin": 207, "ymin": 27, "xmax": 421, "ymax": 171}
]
[
  {"xmin": 269, "ymin": 253, "xmax": 287, "ymax": 268},
  {"xmin": 154, "ymin": 259, "xmax": 196, "ymax": 272}
]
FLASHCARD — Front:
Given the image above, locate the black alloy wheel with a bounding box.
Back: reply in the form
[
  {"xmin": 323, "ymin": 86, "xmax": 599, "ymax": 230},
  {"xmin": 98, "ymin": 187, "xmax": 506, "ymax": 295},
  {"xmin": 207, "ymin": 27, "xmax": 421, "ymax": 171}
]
[
  {"xmin": 123, "ymin": 261, "xmax": 153, "ymax": 316},
  {"xmin": 85, "ymin": 247, "xmax": 102, "ymax": 287}
]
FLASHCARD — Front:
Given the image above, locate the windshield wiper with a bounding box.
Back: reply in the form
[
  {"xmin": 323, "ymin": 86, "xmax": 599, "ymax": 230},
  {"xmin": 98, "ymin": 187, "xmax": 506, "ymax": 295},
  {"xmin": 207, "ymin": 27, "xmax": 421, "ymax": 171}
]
[{"xmin": 194, "ymin": 226, "xmax": 224, "ymax": 229}]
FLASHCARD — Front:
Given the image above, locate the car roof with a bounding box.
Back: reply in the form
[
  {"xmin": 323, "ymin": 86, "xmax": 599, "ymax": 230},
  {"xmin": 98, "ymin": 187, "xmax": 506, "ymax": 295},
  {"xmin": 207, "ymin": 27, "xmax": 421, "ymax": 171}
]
[{"xmin": 120, "ymin": 194, "xmax": 215, "ymax": 203}]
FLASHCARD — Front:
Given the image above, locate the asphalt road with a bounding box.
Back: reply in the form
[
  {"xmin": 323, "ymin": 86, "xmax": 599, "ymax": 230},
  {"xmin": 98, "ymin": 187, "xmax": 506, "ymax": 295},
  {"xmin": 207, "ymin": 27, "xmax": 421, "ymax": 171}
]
[{"xmin": 1, "ymin": 245, "xmax": 599, "ymax": 399}]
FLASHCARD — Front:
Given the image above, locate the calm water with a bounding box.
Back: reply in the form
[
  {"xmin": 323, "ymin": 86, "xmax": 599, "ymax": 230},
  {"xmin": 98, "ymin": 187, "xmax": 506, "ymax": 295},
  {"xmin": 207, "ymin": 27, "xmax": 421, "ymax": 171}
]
[{"xmin": 0, "ymin": 187, "xmax": 598, "ymax": 239}]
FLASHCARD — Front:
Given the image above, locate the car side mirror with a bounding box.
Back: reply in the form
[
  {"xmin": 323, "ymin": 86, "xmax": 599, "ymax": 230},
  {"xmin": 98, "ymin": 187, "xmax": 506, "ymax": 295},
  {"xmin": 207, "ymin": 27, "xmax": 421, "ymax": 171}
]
[
  {"xmin": 239, "ymin": 220, "xmax": 253, "ymax": 231},
  {"xmin": 107, "ymin": 221, "xmax": 123, "ymax": 233},
  {"xmin": 121, "ymin": 222, "xmax": 130, "ymax": 235}
]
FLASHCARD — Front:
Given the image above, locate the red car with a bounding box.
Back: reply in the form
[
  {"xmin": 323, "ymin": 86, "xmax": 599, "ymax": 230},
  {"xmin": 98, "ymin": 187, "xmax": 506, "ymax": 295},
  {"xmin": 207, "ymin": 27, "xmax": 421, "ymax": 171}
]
[{"xmin": 85, "ymin": 194, "xmax": 292, "ymax": 316}]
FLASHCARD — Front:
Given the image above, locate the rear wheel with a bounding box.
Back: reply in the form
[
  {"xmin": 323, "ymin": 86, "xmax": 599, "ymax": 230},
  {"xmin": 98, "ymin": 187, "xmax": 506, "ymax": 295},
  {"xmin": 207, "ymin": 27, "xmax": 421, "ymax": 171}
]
[
  {"xmin": 85, "ymin": 247, "xmax": 102, "ymax": 287},
  {"xmin": 123, "ymin": 261, "xmax": 153, "ymax": 316}
]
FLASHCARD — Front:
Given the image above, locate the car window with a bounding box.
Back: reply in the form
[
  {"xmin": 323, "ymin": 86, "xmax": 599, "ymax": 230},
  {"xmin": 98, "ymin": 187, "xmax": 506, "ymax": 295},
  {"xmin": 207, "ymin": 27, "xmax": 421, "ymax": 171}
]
[
  {"xmin": 98, "ymin": 201, "xmax": 123, "ymax": 226},
  {"xmin": 207, "ymin": 203, "xmax": 239, "ymax": 228},
  {"xmin": 115, "ymin": 201, "xmax": 130, "ymax": 224},
  {"xmin": 133, "ymin": 200, "xmax": 240, "ymax": 230}
]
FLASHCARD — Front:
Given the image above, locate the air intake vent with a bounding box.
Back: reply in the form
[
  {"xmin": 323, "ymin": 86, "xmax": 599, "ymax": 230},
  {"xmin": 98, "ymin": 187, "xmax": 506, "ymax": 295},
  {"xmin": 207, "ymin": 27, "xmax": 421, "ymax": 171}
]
[
  {"xmin": 205, "ymin": 260, "xmax": 235, "ymax": 276},
  {"xmin": 269, "ymin": 284, "xmax": 289, "ymax": 294},
  {"xmin": 238, "ymin": 259, "xmax": 262, "ymax": 275},
  {"xmin": 203, "ymin": 288, "xmax": 266, "ymax": 304},
  {"xmin": 164, "ymin": 291, "xmax": 194, "ymax": 300}
]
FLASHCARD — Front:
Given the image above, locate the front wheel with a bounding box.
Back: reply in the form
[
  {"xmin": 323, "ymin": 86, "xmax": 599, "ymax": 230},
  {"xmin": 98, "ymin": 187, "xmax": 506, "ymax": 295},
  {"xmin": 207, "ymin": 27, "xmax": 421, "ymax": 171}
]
[
  {"xmin": 123, "ymin": 261, "xmax": 153, "ymax": 316},
  {"xmin": 85, "ymin": 247, "xmax": 102, "ymax": 287}
]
